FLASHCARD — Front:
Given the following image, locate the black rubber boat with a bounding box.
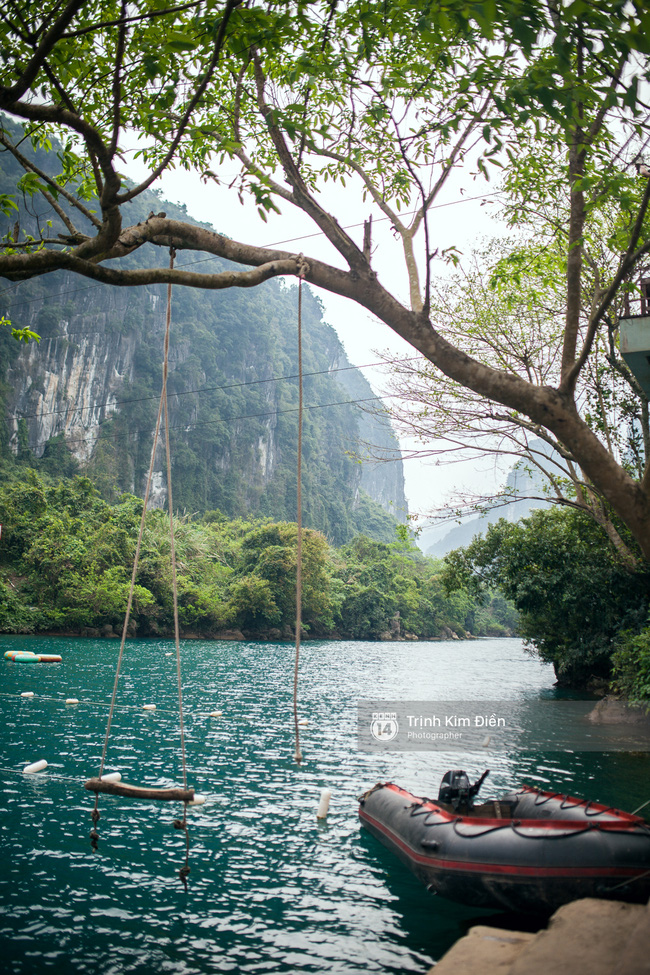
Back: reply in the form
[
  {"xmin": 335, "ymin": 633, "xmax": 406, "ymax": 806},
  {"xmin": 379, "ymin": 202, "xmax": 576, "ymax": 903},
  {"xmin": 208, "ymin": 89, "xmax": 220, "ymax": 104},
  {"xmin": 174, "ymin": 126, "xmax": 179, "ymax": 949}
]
[{"xmin": 358, "ymin": 771, "xmax": 650, "ymax": 914}]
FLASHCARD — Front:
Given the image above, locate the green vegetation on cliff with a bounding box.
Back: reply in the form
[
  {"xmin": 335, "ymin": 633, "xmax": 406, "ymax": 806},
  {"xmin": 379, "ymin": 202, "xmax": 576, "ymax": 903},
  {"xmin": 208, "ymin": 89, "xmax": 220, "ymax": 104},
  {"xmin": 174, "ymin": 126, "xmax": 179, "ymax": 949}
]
[
  {"xmin": 0, "ymin": 470, "xmax": 513, "ymax": 641},
  {"xmin": 0, "ymin": 119, "xmax": 406, "ymax": 546}
]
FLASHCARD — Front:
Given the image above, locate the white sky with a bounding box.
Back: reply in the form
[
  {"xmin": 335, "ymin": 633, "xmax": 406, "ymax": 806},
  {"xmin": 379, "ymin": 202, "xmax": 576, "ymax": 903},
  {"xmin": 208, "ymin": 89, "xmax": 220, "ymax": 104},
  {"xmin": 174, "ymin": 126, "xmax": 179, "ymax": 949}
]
[{"xmin": 124, "ymin": 152, "xmax": 511, "ymax": 522}]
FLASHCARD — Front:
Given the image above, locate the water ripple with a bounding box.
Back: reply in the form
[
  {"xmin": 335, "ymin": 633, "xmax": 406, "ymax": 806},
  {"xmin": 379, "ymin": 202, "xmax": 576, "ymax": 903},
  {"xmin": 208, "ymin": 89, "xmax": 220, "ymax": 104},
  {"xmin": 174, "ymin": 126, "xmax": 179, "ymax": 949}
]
[{"xmin": 1, "ymin": 636, "xmax": 647, "ymax": 973}]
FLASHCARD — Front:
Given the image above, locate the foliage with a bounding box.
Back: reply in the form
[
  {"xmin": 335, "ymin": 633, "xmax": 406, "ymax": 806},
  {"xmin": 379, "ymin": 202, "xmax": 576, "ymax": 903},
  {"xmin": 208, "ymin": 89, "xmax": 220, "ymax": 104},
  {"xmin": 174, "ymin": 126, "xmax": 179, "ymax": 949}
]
[
  {"xmin": 381, "ymin": 235, "xmax": 648, "ymax": 570},
  {"xmin": 612, "ymin": 623, "xmax": 650, "ymax": 706},
  {"xmin": 443, "ymin": 508, "xmax": 650, "ymax": 686},
  {"xmin": 0, "ymin": 468, "xmax": 511, "ymax": 640},
  {"xmin": 2, "ymin": 1, "xmax": 650, "ymax": 565}
]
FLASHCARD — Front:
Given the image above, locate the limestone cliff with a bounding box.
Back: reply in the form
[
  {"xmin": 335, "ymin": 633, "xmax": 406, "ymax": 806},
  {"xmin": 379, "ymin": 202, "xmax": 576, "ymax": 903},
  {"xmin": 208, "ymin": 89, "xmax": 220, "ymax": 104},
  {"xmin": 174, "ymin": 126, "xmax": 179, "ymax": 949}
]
[{"xmin": 1, "ymin": 203, "xmax": 407, "ymax": 544}]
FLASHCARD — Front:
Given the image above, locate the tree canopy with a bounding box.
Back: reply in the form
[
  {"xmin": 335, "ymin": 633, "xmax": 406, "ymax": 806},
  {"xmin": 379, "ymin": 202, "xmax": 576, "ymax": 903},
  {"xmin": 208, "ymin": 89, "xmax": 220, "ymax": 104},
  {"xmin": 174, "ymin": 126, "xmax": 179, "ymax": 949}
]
[
  {"xmin": 442, "ymin": 507, "xmax": 650, "ymax": 686},
  {"xmin": 2, "ymin": 1, "xmax": 650, "ymax": 555}
]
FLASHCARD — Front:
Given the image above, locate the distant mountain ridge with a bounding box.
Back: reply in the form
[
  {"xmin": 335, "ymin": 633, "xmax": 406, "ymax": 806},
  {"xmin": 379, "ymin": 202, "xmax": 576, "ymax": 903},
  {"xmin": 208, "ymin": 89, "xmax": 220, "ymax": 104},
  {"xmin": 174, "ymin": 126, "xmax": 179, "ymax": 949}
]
[{"xmin": 420, "ymin": 447, "xmax": 554, "ymax": 556}]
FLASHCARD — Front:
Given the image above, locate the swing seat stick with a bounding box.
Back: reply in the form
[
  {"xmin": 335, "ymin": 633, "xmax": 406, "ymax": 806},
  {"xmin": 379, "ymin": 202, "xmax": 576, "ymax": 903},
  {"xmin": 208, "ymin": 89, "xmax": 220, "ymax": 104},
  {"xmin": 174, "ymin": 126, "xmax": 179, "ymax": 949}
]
[{"xmin": 85, "ymin": 778, "xmax": 195, "ymax": 802}]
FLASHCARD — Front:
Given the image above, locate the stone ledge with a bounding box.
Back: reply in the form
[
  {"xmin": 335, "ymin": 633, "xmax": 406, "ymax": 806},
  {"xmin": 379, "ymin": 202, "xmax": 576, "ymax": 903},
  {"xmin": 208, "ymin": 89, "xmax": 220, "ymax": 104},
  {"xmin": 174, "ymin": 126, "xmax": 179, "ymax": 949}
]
[{"xmin": 430, "ymin": 898, "xmax": 650, "ymax": 975}]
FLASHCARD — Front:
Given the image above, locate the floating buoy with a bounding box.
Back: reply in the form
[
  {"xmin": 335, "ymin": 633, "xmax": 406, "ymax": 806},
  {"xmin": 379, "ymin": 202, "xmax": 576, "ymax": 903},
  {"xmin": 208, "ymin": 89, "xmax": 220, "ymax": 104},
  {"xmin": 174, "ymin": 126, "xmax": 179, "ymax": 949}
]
[
  {"xmin": 142, "ymin": 704, "xmax": 156, "ymax": 711},
  {"xmin": 188, "ymin": 793, "xmax": 206, "ymax": 806},
  {"xmin": 165, "ymin": 652, "xmax": 173, "ymax": 657},
  {"xmin": 317, "ymin": 788, "xmax": 332, "ymax": 819},
  {"xmin": 20, "ymin": 691, "xmax": 35, "ymax": 698},
  {"xmin": 23, "ymin": 759, "xmax": 48, "ymax": 774},
  {"xmin": 7, "ymin": 650, "xmax": 61, "ymax": 663},
  {"xmin": 482, "ymin": 736, "xmax": 491, "ymax": 748},
  {"xmin": 100, "ymin": 772, "xmax": 122, "ymax": 783},
  {"xmin": 298, "ymin": 718, "xmax": 309, "ymax": 727},
  {"xmin": 208, "ymin": 710, "xmax": 222, "ymax": 718},
  {"xmin": 65, "ymin": 698, "xmax": 79, "ymax": 705}
]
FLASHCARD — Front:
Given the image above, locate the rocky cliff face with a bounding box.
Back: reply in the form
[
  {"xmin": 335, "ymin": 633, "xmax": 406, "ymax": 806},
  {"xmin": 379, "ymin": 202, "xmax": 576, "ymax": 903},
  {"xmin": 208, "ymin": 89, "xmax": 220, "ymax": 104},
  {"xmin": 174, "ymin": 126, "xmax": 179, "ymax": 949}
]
[
  {"xmin": 6, "ymin": 284, "xmax": 139, "ymax": 463},
  {"xmin": 2, "ymin": 264, "xmax": 407, "ymax": 543},
  {"xmin": 0, "ymin": 120, "xmax": 407, "ymax": 542}
]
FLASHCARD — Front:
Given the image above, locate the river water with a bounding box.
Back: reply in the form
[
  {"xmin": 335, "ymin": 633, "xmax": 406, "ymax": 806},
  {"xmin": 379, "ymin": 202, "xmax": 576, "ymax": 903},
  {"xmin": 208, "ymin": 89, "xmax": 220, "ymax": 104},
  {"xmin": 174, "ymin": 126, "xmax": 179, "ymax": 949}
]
[{"xmin": 1, "ymin": 636, "xmax": 649, "ymax": 974}]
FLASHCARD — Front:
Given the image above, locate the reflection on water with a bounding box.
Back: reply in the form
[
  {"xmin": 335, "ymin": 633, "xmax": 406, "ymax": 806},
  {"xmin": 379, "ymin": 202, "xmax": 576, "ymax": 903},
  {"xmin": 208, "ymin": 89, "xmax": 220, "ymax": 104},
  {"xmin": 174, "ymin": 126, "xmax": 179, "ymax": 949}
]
[{"xmin": 0, "ymin": 635, "xmax": 648, "ymax": 973}]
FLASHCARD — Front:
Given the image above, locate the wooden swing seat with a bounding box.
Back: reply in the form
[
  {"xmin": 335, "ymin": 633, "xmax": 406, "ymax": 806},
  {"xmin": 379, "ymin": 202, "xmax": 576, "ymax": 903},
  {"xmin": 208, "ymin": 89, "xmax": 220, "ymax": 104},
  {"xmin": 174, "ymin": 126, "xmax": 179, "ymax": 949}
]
[{"xmin": 85, "ymin": 778, "xmax": 195, "ymax": 802}]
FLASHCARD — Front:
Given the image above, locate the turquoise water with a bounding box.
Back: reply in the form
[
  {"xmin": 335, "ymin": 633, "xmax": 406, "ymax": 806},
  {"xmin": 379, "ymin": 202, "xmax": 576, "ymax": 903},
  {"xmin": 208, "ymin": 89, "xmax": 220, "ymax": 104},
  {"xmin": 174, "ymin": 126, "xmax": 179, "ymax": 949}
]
[{"xmin": 1, "ymin": 635, "xmax": 649, "ymax": 974}]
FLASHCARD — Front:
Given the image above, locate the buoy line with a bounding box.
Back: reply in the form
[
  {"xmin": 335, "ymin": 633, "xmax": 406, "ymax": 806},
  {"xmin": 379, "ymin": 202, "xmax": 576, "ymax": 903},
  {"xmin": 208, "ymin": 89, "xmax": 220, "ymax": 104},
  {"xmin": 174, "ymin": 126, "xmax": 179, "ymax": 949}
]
[
  {"xmin": 0, "ymin": 692, "xmax": 188, "ymax": 715},
  {"xmin": 0, "ymin": 764, "xmax": 88, "ymax": 783}
]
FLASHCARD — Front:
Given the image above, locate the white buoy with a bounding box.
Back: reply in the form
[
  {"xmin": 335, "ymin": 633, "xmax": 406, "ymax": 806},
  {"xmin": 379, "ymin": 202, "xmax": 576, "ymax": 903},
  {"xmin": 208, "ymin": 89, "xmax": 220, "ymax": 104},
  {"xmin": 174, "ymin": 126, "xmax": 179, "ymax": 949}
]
[
  {"xmin": 100, "ymin": 772, "xmax": 122, "ymax": 783},
  {"xmin": 23, "ymin": 759, "xmax": 48, "ymax": 774},
  {"xmin": 20, "ymin": 691, "xmax": 35, "ymax": 698},
  {"xmin": 317, "ymin": 788, "xmax": 332, "ymax": 819},
  {"xmin": 482, "ymin": 735, "xmax": 491, "ymax": 748},
  {"xmin": 208, "ymin": 710, "xmax": 222, "ymax": 718},
  {"xmin": 142, "ymin": 704, "xmax": 156, "ymax": 711},
  {"xmin": 188, "ymin": 793, "xmax": 206, "ymax": 806},
  {"xmin": 298, "ymin": 718, "xmax": 309, "ymax": 727},
  {"xmin": 65, "ymin": 698, "xmax": 79, "ymax": 705},
  {"xmin": 165, "ymin": 652, "xmax": 173, "ymax": 657}
]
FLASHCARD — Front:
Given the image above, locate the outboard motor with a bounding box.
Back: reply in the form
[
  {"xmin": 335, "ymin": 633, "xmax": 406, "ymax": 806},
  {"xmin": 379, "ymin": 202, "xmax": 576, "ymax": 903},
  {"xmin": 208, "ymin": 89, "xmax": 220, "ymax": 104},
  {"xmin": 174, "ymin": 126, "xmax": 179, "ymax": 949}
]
[{"xmin": 438, "ymin": 769, "xmax": 489, "ymax": 812}]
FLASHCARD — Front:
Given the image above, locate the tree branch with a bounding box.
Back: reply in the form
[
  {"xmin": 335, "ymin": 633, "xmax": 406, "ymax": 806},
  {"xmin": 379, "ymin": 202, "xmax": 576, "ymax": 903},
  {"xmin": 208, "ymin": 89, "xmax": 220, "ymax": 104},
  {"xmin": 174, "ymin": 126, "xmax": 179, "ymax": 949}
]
[
  {"xmin": 251, "ymin": 50, "xmax": 368, "ymax": 273},
  {"xmin": 4, "ymin": 0, "xmax": 86, "ymax": 101},
  {"xmin": 0, "ymin": 130, "xmax": 102, "ymax": 229},
  {"xmin": 116, "ymin": 0, "xmax": 244, "ymax": 205}
]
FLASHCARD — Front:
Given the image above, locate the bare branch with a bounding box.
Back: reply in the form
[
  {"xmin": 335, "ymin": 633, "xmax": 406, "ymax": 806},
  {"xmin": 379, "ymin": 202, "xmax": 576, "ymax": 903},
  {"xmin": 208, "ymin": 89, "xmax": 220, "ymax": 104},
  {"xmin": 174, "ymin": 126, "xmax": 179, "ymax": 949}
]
[{"xmin": 251, "ymin": 51, "xmax": 368, "ymax": 273}]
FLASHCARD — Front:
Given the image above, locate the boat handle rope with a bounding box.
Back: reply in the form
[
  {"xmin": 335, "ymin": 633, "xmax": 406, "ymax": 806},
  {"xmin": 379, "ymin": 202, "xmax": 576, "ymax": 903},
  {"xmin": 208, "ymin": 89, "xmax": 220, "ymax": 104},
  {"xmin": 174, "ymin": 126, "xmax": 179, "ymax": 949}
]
[
  {"xmin": 451, "ymin": 819, "xmax": 520, "ymax": 839},
  {"xmin": 560, "ymin": 797, "xmax": 615, "ymax": 818},
  {"xmin": 528, "ymin": 790, "xmax": 618, "ymax": 819}
]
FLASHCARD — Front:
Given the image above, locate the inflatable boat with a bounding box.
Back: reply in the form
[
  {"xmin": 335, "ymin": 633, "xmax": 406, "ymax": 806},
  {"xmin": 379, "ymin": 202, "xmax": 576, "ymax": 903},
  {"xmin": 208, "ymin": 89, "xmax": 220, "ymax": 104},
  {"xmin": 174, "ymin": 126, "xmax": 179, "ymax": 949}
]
[{"xmin": 358, "ymin": 771, "xmax": 650, "ymax": 914}]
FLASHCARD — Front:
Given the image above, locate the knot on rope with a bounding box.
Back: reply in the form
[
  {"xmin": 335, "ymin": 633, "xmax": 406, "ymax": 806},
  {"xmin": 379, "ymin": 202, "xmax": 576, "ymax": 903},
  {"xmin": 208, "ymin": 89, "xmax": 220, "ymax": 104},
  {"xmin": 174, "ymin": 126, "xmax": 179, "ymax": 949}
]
[
  {"xmin": 178, "ymin": 864, "xmax": 190, "ymax": 890},
  {"xmin": 296, "ymin": 253, "xmax": 310, "ymax": 279},
  {"xmin": 89, "ymin": 829, "xmax": 99, "ymax": 850},
  {"xmin": 173, "ymin": 819, "xmax": 187, "ymax": 831},
  {"xmin": 90, "ymin": 807, "xmax": 100, "ymax": 824}
]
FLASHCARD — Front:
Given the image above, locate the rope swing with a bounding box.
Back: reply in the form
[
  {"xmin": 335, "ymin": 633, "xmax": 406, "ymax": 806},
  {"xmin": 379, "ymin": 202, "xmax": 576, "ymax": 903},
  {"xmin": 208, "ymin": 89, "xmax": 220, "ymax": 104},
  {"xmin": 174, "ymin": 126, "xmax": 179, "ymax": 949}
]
[
  {"xmin": 85, "ymin": 248, "xmax": 193, "ymax": 887},
  {"xmin": 293, "ymin": 256, "xmax": 309, "ymax": 766}
]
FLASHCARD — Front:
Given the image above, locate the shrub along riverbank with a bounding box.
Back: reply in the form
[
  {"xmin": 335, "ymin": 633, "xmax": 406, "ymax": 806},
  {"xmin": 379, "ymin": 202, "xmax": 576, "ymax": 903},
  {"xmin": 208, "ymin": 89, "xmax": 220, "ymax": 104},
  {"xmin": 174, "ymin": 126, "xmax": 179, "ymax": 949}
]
[
  {"xmin": 0, "ymin": 470, "xmax": 515, "ymax": 642},
  {"xmin": 441, "ymin": 507, "xmax": 650, "ymax": 701}
]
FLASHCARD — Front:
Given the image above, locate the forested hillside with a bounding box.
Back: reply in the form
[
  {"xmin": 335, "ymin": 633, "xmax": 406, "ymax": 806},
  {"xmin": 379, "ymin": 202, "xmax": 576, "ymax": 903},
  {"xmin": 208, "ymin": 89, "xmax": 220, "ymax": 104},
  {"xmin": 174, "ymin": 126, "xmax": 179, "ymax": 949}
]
[
  {"xmin": 0, "ymin": 121, "xmax": 405, "ymax": 545},
  {"xmin": 0, "ymin": 470, "xmax": 515, "ymax": 641}
]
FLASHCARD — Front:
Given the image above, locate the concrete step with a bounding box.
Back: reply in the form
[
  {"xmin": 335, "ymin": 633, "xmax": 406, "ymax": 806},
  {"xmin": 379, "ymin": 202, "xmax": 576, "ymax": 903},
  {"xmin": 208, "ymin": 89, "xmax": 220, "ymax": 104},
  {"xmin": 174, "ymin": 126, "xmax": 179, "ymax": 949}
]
[{"xmin": 431, "ymin": 898, "xmax": 650, "ymax": 975}]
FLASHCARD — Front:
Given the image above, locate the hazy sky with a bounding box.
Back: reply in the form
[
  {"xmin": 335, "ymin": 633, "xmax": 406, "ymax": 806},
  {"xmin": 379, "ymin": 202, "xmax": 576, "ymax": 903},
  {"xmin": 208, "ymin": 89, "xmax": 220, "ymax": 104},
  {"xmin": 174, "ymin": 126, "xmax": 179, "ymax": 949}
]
[{"xmin": 124, "ymin": 150, "xmax": 510, "ymax": 522}]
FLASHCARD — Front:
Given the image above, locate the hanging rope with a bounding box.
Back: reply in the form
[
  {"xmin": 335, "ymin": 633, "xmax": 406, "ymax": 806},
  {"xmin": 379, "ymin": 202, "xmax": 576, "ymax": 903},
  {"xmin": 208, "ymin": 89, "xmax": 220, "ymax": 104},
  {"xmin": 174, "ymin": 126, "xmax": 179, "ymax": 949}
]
[
  {"xmin": 293, "ymin": 257, "xmax": 308, "ymax": 765},
  {"xmin": 162, "ymin": 251, "xmax": 191, "ymax": 887},
  {"xmin": 89, "ymin": 248, "xmax": 191, "ymax": 884}
]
